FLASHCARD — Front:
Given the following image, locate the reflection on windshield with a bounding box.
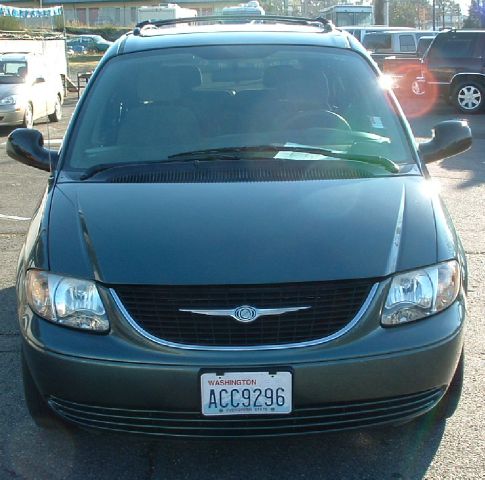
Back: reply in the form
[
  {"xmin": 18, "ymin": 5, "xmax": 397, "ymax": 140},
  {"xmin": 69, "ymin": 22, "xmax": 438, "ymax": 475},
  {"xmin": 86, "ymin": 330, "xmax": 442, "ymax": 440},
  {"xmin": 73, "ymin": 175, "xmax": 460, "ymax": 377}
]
[
  {"xmin": 67, "ymin": 45, "xmax": 413, "ymax": 173},
  {"xmin": 0, "ymin": 61, "xmax": 27, "ymax": 84}
]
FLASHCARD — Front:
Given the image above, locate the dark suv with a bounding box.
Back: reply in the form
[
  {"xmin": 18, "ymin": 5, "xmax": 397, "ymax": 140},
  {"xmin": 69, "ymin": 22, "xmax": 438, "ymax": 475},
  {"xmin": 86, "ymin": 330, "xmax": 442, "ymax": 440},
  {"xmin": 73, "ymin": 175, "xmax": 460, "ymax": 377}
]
[
  {"xmin": 7, "ymin": 16, "xmax": 472, "ymax": 438},
  {"xmin": 419, "ymin": 30, "xmax": 485, "ymax": 113}
]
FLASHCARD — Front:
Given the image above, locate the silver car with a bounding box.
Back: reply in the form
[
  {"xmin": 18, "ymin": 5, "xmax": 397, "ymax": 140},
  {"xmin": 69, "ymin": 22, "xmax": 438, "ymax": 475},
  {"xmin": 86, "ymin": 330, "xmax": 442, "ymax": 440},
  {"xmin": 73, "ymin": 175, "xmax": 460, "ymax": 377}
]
[{"xmin": 0, "ymin": 53, "xmax": 63, "ymax": 128}]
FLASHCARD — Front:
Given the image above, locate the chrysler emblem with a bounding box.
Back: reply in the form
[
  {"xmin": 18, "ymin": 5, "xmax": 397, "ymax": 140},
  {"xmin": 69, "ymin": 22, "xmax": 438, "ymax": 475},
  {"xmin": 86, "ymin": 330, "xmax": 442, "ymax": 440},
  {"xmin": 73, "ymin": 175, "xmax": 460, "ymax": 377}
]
[
  {"xmin": 180, "ymin": 305, "xmax": 310, "ymax": 323},
  {"xmin": 234, "ymin": 306, "xmax": 258, "ymax": 322}
]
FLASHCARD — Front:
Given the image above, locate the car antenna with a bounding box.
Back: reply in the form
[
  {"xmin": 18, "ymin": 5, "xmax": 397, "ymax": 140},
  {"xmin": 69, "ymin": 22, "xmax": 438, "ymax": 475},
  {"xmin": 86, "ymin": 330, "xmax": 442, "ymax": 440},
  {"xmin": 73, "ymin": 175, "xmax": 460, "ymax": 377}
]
[
  {"xmin": 44, "ymin": 95, "xmax": 54, "ymax": 173},
  {"xmin": 45, "ymin": 98, "xmax": 52, "ymax": 171}
]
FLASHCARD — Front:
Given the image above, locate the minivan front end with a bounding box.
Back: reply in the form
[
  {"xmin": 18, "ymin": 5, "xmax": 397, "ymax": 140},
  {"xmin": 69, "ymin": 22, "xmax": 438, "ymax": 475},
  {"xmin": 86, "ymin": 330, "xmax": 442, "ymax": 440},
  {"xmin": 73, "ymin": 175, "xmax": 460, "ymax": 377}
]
[
  {"xmin": 20, "ymin": 270, "xmax": 465, "ymax": 436},
  {"xmin": 12, "ymin": 27, "xmax": 469, "ymax": 436}
]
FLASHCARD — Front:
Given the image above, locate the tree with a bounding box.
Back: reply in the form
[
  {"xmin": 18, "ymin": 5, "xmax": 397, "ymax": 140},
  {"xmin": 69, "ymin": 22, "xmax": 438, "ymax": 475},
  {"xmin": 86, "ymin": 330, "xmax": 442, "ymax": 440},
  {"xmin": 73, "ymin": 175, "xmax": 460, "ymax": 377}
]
[
  {"xmin": 463, "ymin": 0, "xmax": 484, "ymax": 27},
  {"xmin": 374, "ymin": 0, "xmax": 385, "ymax": 24},
  {"xmin": 434, "ymin": 0, "xmax": 462, "ymax": 28},
  {"xmin": 389, "ymin": 0, "xmax": 432, "ymax": 27}
]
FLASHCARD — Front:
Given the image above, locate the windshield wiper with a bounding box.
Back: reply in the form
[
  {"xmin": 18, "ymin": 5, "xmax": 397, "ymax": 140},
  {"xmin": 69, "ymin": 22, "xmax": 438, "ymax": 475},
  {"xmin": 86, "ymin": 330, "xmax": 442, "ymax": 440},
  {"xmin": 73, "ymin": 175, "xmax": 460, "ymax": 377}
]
[
  {"xmin": 79, "ymin": 153, "xmax": 243, "ymax": 180},
  {"xmin": 79, "ymin": 145, "xmax": 399, "ymax": 180},
  {"xmin": 80, "ymin": 161, "xmax": 144, "ymax": 180},
  {"xmin": 168, "ymin": 145, "xmax": 400, "ymax": 173}
]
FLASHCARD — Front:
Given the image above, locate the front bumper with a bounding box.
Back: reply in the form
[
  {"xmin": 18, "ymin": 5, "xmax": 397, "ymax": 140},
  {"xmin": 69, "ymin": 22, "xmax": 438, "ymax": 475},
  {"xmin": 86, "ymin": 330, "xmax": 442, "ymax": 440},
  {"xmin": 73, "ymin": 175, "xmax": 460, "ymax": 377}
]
[
  {"xmin": 0, "ymin": 106, "xmax": 24, "ymax": 126},
  {"xmin": 20, "ymin": 288, "xmax": 466, "ymax": 437}
]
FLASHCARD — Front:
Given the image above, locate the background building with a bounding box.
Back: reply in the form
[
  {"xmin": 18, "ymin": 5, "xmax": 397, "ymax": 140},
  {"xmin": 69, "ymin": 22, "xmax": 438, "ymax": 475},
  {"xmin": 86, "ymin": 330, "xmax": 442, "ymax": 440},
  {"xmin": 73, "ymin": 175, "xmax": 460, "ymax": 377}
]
[{"xmin": 2, "ymin": 0, "xmax": 237, "ymax": 27}]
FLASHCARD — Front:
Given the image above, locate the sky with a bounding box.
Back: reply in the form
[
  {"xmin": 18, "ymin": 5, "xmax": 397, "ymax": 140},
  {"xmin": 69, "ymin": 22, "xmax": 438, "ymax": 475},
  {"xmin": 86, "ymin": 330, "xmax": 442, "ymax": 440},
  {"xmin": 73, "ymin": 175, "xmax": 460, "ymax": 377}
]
[{"xmin": 459, "ymin": 0, "xmax": 471, "ymax": 14}]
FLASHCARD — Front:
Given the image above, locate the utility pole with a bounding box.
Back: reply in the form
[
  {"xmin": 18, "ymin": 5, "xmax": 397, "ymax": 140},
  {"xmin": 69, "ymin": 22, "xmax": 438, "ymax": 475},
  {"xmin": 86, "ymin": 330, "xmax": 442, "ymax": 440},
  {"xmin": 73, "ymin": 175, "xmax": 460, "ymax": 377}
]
[{"xmin": 433, "ymin": 0, "xmax": 436, "ymax": 29}]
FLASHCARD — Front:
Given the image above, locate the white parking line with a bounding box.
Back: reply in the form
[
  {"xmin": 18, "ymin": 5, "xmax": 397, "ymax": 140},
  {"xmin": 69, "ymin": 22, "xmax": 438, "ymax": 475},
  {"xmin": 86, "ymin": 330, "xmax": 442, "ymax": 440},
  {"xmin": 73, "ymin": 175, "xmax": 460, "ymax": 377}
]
[
  {"xmin": 1, "ymin": 139, "xmax": 63, "ymax": 147},
  {"xmin": 0, "ymin": 213, "xmax": 31, "ymax": 221}
]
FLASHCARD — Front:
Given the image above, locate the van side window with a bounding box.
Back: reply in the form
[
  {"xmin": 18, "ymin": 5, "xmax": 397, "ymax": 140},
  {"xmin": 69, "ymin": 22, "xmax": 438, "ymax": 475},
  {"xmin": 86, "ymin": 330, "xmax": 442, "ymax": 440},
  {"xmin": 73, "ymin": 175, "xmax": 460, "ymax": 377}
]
[
  {"xmin": 363, "ymin": 33, "xmax": 391, "ymax": 52},
  {"xmin": 399, "ymin": 35, "xmax": 416, "ymax": 53}
]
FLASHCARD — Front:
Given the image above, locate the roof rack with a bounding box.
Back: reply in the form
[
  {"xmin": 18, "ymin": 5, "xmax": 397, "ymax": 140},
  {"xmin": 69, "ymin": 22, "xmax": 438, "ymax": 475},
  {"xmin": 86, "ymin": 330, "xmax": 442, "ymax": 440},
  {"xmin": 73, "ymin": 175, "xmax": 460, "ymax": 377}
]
[{"xmin": 133, "ymin": 15, "xmax": 334, "ymax": 36}]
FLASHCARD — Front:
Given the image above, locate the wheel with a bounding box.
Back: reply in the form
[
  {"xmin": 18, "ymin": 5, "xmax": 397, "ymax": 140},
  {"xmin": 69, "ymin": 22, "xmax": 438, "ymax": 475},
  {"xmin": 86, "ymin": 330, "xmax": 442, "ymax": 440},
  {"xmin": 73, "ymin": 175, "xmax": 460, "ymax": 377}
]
[
  {"xmin": 48, "ymin": 95, "xmax": 62, "ymax": 122},
  {"xmin": 22, "ymin": 103, "xmax": 33, "ymax": 128},
  {"xmin": 430, "ymin": 349, "xmax": 464, "ymax": 420},
  {"xmin": 411, "ymin": 79, "xmax": 426, "ymax": 97},
  {"xmin": 21, "ymin": 349, "xmax": 63, "ymax": 429},
  {"xmin": 453, "ymin": 82, "xmax": 485, "ymax": 113}
]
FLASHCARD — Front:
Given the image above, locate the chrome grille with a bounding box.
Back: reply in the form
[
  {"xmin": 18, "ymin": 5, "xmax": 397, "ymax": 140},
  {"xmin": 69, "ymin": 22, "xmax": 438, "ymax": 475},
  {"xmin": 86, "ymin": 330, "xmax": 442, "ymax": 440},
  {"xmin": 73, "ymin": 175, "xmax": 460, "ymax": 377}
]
[{"xmin": 113, "ymin": 280, "xmax": 376, "ymax": 347}]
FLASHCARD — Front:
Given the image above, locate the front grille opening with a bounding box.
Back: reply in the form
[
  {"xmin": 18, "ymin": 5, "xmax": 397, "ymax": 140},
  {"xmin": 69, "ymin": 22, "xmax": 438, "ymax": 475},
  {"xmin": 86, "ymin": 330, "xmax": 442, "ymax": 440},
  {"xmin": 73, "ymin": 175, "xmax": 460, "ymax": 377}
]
[
  {"xmin": 114, "ymin": 280, "xmax": 376, "ymax": 347},
  {"xmin": 49, "ymin": 388, "xmax": 445, "ymax": 438}
]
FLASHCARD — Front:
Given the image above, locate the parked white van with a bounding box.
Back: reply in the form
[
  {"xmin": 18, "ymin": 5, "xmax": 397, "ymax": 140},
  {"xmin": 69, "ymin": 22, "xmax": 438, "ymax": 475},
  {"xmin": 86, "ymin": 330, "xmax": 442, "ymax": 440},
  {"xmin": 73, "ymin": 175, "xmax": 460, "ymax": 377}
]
[
  {"xmin": 0, "ymin": 52, "xmax": 64, "ymax": 128},
  {"xmin": 340, "ymin": 26, "xmax": 414, "ymax": 43},
  {"xmin": 363, "ymin": 30, "xmax": 438, "ymax": 54}
]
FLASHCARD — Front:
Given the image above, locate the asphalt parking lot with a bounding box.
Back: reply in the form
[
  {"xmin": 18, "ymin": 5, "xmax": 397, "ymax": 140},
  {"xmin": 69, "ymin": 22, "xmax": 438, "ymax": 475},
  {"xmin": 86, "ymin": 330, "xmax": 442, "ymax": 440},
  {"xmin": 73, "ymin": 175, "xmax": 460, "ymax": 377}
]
[{"xmin": 0, "ymin": 94, "xmax": 483, "ymax": 480}]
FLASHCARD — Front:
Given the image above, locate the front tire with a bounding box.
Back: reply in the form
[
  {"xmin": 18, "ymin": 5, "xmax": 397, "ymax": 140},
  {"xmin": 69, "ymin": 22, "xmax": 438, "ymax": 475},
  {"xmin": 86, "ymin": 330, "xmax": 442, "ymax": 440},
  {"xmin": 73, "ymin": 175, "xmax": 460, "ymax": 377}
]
[
  {"xmin": 48, "ymin": 95, "xmax": 62, "ymax": 122},
  {"xmin": 453, "ymin": 82, "xmax": 485, "ymax": 113},
  {"xmin": 411, "ymin": 79, "xmax": 426, "ymax": 97},
  {"xmin": 22, "ymin": 103, "xmax": 33, "ymax": 128},
  {"xmin": 21, "ymin": 349, "xmax": 63, "ymax": 429},
  {"xmin": 430, "ymin": 349, "xmax": 464, "ymax": 420}
]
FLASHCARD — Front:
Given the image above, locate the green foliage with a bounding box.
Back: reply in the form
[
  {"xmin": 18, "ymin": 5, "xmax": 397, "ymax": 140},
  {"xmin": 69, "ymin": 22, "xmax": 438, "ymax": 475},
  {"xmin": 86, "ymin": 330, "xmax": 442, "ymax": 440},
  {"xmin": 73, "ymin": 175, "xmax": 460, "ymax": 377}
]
[
  {"xmin": 389, "ymin": 0, "xmax": 432, "ymax": 27},
  {"xmin": 432, "ymin": 0, "xmax": 462, "ymax": 28},
  {"xmin": 57, "ymin": 25, "xmax": 127, "ymax": 42},
  {"xmin": 0, "ymin": 16, "xmax": 22, "ymax": 31},
  {"xmin": 463, "ymin": 0, "xmax": 483, "ymax": 27}
]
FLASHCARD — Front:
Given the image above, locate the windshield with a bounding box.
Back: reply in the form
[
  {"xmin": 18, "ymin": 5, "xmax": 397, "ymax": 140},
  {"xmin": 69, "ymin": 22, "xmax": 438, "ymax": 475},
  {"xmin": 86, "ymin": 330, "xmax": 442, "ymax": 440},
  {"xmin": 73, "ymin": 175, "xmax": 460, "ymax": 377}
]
[
  {"xmin": 65, "ymin": 45, "xmax": 413, "ymax": 173},
  {"xmin": 0, "ymin": 60, "xmax": 27, "ymax": 84}
]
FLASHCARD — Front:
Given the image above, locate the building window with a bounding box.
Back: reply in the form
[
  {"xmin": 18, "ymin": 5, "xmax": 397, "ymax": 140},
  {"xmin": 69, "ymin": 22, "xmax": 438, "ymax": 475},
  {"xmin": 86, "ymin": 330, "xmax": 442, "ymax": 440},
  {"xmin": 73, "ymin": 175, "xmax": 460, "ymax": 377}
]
[
  {"xmin": 76, "ymin": 8, "xmax": 87, "ymax": 25},
  {"xmin": 88, "ymin": 8, "xmax": 99, "ymax": 26}
]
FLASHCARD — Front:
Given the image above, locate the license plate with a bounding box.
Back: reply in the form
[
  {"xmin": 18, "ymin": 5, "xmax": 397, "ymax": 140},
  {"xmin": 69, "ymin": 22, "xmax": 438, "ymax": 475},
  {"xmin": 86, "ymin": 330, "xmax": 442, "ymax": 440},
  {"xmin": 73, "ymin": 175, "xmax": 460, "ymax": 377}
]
[{"xmin": 200, "ymin": 371, "xmax": 292, "ymax": 416}]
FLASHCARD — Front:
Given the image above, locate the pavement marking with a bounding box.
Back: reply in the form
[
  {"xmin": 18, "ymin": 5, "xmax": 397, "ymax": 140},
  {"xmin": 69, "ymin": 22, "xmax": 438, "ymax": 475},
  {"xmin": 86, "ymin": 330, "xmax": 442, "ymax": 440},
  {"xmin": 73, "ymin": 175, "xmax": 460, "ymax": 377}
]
[
  {"xmin": 0, "ymin": 138, "xmax": 63, "ymax": 146},
  {"xmin": 0, "ymin": 213, "xmax": 31, "ymax": 221}
]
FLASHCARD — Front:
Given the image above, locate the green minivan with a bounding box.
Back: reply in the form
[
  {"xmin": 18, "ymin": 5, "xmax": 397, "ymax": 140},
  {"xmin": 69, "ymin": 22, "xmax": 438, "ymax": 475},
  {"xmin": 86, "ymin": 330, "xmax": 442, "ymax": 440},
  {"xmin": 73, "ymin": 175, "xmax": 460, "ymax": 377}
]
[{"xmin": 8, "ymin": 16, "xmax": 470, "ymax": 437}]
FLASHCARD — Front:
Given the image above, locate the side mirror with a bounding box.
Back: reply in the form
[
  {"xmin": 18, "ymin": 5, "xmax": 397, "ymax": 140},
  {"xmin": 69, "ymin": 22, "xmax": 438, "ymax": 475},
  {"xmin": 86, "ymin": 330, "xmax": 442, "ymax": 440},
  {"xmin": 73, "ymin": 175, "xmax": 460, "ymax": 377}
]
[
  {"xmin": 418, "ymin": 120, "xmax": 472, "ymax": 163},
  {"xmin": 34, "ymin": 77, "xmax": 45, "ymax": 84},
  {"xmin": 6, "ymin": 129, "xmax": 59, "ymax": 172}
]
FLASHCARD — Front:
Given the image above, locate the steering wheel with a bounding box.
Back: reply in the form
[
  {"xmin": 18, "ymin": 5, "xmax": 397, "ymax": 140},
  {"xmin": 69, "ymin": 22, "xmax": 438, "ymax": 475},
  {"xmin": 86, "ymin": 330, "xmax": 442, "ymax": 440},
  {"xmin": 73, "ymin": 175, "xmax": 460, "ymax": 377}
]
[{"xmin": 284, "ymin": 109, "xmax": 352, "ymax": 132}]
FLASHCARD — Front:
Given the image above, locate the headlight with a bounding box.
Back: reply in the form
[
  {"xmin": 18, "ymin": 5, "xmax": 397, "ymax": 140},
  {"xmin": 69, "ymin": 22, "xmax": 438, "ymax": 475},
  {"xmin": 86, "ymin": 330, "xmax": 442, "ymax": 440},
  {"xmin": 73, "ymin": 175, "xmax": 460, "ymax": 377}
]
[
  {"xmin": 0, "ymin": 95, "xmax": 19, "ymax": 105},
  {"xmin": 381, "ymin": 260, "xmax": 461, "ymax": 326},
  {"xmin": 25, "ymin": 270, "xmax": 109, "ymax": 332}
]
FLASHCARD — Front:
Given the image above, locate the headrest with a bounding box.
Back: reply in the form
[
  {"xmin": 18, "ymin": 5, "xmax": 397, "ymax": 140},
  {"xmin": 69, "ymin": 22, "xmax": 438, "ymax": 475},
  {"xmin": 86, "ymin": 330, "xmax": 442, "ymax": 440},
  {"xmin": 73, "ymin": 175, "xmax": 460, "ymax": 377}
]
[
  {"xmin": 136, "ymin": 67, "xmax": 181, "ymax": 103},
  {"xmin": 263, "ymin": 65, "xmax": 329, "ymax": 106},
  {"xmin": 173, "ymin": 66, "xmax": 202, "ymax": 91},
  {"xmin": 263, "ymin": 65, "xmax": 299, "ymax": 89},
  {"xmin": 17, "ymin": 66, "xmax": 27, "ymax": 78}
]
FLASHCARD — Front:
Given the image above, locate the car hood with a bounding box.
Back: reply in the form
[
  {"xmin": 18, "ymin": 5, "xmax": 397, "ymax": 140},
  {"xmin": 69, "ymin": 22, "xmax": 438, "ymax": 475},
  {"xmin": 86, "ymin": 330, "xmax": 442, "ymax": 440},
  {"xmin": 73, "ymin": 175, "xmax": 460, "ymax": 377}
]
[{"xmin": 49, "ymin": 176, "xmax": 437, "ymax": 285}]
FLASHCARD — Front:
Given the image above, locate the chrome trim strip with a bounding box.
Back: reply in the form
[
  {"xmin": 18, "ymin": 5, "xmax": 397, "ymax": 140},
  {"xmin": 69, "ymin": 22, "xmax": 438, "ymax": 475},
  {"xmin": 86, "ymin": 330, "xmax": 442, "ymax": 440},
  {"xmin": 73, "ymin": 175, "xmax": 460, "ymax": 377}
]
[
  {"xmin": 386, "ymin": 185, "xmax": 405, "ymax": 275},
  {"xmin": 452, "ymin": 73, "xmax": 485, "ymax": 82},
  {"xmin": 110, "ymin": 283, "xmax": 379, "ymax": 351},
  {"xmin": 179, "ymin": 305, "xmax": 311, "ymax": 322}
]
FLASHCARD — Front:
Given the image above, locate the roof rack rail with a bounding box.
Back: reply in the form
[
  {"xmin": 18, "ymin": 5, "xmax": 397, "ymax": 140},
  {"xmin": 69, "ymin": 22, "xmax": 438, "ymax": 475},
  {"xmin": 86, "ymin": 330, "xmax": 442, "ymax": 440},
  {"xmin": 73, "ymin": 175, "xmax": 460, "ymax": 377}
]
[{"xmin": 133, "ymin": 15, "xmax": 333, "ymax": 36}]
